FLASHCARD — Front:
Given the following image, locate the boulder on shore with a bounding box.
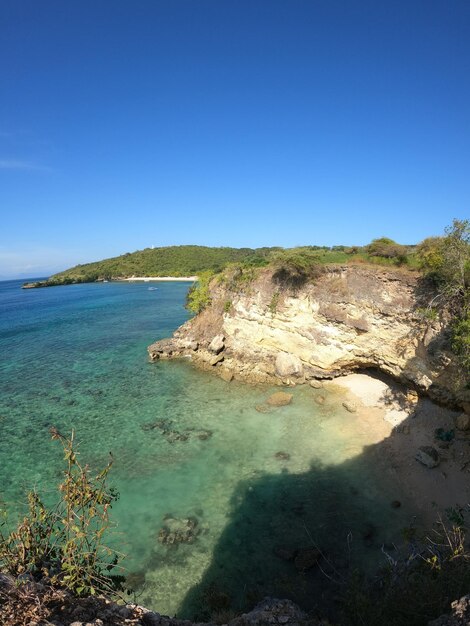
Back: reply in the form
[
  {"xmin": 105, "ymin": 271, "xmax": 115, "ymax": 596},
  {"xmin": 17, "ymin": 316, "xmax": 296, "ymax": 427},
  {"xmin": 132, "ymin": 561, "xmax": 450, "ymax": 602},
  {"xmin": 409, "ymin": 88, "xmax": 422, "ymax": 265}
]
[
  {"xmin": 208, "ymin": 334, "xmax": 225, "ymax": 354},
  {"xmin": 275, "ymin": 353, "xmax": 304, "ymax": 378},
  {"xmin": 220, "ymin": 369, "xmax": 234, "ymax": 382},
  {"xmin": 428, "ymin": 594, "xmax": 470, "ymax": 626},
  {"xmin": 309, "ymin": 379, "xmax": 323, "ymax": 389},
  {"xmin": 415, "ymin": 446, "xmax": 440, "ymax": 468},
  {"xmin": 455, "ymin": 413, "xmax": 470, "ymax": 431},
  {"xmin": 209, "ymin": 353, "xmax": 224, "ymax": 366}
]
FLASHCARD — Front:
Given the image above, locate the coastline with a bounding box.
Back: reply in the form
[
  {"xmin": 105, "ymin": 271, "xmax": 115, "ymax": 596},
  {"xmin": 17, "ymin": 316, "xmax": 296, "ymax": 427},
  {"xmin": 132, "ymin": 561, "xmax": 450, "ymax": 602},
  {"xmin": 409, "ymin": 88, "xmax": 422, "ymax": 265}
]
[
  {"xmin": 22, "ymin": 276, "xmax": 199, "ymax": 289},
  {"xmin": 121, "ymin": 276, "xmax": 198, "ymax": 282}
]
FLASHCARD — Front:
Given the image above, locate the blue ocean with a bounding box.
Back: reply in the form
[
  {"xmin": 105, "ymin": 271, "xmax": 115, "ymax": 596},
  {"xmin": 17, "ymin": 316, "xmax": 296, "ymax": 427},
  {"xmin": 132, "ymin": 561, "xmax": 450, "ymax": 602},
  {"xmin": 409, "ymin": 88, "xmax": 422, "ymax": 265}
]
[{"xmin": 0, "ymin": 279, "xmax": 416, "ymax": 619}]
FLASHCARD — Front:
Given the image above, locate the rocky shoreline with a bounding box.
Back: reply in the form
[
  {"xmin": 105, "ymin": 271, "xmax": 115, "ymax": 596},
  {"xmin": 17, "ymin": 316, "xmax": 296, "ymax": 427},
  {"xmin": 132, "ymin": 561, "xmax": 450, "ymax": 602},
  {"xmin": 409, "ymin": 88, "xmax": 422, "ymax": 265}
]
[
  {"xmin": 148, "ymin": 265, "xmax": 469, "ymax": 412},
  {"xmin": 0, "ymin": 574, "xmax": 319, "ymax": 626},
  {"xmin": 2, "ymin": 569, "xmax": 468, "ymax": 626}
]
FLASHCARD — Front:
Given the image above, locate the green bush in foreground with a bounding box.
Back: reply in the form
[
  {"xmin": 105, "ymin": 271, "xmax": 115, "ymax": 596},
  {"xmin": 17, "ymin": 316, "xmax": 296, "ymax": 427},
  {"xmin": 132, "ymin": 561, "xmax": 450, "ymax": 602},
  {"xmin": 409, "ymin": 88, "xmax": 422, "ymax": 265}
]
[
  {"xmin": 341, "ymin": 511, "xmax": 470, "ymax": 626},
  {"xmin": 0, "ymin": 429, "xmax": 123, "ymax": 598}
]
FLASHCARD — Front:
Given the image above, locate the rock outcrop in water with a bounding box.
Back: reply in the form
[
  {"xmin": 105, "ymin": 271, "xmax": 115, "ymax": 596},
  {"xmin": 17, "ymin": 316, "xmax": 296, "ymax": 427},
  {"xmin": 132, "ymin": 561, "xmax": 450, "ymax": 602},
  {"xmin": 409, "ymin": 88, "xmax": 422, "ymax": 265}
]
[{"xmin": 148, "ymin": 265, "xmax": 469, "ymax": 410}]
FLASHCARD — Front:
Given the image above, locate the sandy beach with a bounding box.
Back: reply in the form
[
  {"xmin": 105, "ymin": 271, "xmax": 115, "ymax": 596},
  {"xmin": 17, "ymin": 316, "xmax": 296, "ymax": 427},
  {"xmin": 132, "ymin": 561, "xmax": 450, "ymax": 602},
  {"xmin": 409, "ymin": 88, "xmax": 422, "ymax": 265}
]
[
  {"xmin": 122, "ymin": 276, "xmax": 198, "ymax": 282},
  {"xmin": 325, "ymin": 373, "xmax": 470, "ymax": 526}
]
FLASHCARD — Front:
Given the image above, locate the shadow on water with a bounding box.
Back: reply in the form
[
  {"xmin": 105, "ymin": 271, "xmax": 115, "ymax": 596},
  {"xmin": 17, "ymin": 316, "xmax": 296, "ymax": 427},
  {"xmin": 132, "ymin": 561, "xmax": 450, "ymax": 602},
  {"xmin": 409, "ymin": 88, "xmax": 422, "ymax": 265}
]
[{"xmin": 176, "ymin": 407, "xmax": 424, "ymax": 622}]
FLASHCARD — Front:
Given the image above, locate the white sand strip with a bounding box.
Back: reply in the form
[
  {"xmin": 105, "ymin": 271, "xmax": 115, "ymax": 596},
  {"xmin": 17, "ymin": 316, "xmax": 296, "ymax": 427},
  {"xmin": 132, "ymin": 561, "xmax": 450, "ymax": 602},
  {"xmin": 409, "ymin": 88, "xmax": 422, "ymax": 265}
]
[
  {"xmin": 326, "ymin": 373, "xmax": 410, "ymax": 426},
  {"xmin": 330, "ymin": 373, "xmax": 392, "ymax": 406},
  {"xmin": 122, "ymin": 276, "xmax": 198, "ymax": 282}
]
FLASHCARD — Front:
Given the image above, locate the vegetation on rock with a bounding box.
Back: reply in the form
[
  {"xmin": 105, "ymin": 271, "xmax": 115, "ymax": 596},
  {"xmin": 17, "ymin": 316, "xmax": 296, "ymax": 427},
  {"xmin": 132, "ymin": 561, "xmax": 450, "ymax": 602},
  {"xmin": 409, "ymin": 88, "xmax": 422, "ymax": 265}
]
[
  {"xmin": 0, "ymin": 429, "xmax": 123, "ymax": 599},
  {"xmin": 271, "ymin": 249, "xmax": 326, "ymax": 290},
  {"xmin": 341, "ymin": 511, "xmax": 470, "ymax": 626},
  {"xmin": 417, "ymin": 219, "xmax": 470, "ymax": 375},
  {"xmin": 365, "ymin": 237, "xmax": 410, "ymax": 262},
  {"xmin": 186, "ymin": 270, "xmax": 214, "ymax": 314}
]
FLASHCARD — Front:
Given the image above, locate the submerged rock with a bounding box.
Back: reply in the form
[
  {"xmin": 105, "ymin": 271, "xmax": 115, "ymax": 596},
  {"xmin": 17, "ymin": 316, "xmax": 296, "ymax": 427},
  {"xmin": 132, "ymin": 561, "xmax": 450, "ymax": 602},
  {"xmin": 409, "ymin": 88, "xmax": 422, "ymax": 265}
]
[
  {"xmin": 361, "ymin": 523, "xmax": 376, "ymax": 544},
  {"xmin": 274, "ymin": 451, "xmax": 291, "ymax": 461},
  {"xmin": 255, "ymin": 404, "xmax": 272, "ymax": 413},
  {"xmin": 158, "ymin": 516, "xmax": 199, "ymax": 546},
  {"xmin": 165, "ymin": 430, "xmax": 189, "ymax": 443},
  {"xmin": 267, "ymin": 392, "xmax": 293, "ymax": 407},
  {"xmin": 294, "ymin": 547, "xmax": 321, "ymax": 571},
  {"xmin": 220, "ymin": 369, "xmax": 234, "ymax": 382},
  {"xmin": 309, "ymin": 379, "xmax": 323, "ymax": 389},
  {"xmin": 415, "ymin": 446, "xmax": 440, "ymax": 468},
  {"xmin": 142, "ymin": 420, "xmax": 212, "ymax": 444},
  {"xmin": 273, "ymin": 546, "xmax": 296, "ymax": 561},
  {"xmin": 195, "ymin": 429, "xmax": 213, "ymax": 441}
]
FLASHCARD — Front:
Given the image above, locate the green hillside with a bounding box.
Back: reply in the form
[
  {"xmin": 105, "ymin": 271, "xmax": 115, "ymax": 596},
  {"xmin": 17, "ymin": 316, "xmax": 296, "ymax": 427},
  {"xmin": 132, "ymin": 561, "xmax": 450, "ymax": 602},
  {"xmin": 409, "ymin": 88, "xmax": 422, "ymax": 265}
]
[
  {"xmin": 22, "ymin": 238, "xmax": 421, "ymax": 289},
  {"xmin": 44, "ymin": 245, "xmax": 280, "ymax": 285}
]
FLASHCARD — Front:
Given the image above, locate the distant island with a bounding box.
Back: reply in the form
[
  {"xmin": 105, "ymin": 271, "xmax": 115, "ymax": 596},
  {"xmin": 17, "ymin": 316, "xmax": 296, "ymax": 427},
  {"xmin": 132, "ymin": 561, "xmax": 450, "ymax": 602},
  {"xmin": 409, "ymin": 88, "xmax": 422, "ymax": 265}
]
[{"xmin": 22, "ymin": 239, "xmax": 417, "ymax": 288}]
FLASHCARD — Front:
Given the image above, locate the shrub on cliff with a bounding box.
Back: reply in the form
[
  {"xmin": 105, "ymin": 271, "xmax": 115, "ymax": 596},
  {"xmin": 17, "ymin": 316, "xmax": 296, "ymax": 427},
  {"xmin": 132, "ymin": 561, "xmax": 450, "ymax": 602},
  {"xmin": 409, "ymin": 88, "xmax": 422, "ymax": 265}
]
[
  {"xmin": 417, "ymin": 219, "xmax": 470, "ymax": 374},
  {"xmin": 418, "ymin": 220, "xmax": 470, "ymax": 295},
  {"xmin": 365, "ymin": 237, "xmax": 410, "ymax": 264},
  {"xmin": 271, "ymin": 249, "xmax": 324, "ymax": 290},
  {"xmin": 186, "ymin": 271, "xmax": 214, "ymax": 314},
  {"xmin": 341, "ymin": 511, "xmax": 470, "ymax": 626},
  {"xmin": 0, "ymin": 429, "xmax": 123, "ymax": 598}
]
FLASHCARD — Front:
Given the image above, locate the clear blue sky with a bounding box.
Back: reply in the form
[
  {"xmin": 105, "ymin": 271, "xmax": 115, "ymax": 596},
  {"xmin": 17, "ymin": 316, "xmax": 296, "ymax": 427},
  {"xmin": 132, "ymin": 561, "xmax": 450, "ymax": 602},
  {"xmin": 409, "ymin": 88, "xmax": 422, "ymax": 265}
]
[{"xmin": 1, "ymin": 0, "xmax": 469, "ymax": 278}]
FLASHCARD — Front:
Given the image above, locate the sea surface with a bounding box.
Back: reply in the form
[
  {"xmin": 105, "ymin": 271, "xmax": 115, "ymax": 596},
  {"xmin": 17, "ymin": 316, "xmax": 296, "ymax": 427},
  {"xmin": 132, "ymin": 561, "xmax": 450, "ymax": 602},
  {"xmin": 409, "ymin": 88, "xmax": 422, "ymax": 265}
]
[{"xmin": 0, "ymin": 279, "xmax": 418, "ymax": 619}]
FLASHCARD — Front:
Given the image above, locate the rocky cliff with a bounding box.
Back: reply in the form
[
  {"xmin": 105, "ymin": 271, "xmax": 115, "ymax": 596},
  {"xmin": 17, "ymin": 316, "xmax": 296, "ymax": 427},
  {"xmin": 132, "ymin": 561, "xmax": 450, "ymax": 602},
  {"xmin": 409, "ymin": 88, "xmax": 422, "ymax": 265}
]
[{"xmin": 148, "ymin": 265, "xmax": 469, "ymax": 410}]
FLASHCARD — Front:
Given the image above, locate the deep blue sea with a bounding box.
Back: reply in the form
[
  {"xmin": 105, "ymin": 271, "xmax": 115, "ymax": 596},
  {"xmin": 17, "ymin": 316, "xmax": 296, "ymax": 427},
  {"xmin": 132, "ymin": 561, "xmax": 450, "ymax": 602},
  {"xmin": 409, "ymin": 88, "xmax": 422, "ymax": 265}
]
[{"xmin": 0, "ymin": 279, "xmax": 417, "ymax": 619}]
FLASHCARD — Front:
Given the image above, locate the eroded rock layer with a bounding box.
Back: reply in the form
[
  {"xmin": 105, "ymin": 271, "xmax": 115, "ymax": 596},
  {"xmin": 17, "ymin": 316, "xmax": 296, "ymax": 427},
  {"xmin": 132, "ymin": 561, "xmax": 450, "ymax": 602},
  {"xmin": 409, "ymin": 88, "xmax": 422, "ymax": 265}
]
[{"xmin": 148, "ymin": 265, "xmax": 469, "ymax": 410}]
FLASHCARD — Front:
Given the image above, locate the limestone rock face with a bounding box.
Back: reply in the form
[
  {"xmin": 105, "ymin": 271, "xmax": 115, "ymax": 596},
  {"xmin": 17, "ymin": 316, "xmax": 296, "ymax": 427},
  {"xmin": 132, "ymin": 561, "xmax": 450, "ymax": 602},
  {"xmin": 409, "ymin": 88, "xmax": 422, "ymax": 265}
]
[{"xmin": 148, "ymin": 265, "xmax": 467, "ymax": 407}]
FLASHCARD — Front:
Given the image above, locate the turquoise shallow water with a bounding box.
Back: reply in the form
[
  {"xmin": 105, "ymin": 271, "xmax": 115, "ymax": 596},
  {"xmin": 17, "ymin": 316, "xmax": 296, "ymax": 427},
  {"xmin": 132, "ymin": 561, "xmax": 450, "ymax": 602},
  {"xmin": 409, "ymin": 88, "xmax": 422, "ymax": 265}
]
[{"xmin": 0, "ymin": 279, "xmax": 417, "ymax": 619}]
